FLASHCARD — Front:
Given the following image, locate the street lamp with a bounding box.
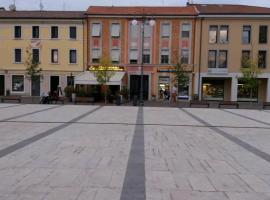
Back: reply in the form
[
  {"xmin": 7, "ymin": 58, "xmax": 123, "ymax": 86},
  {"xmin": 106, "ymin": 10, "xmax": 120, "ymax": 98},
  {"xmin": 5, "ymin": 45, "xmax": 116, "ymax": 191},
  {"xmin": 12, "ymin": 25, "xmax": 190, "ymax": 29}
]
[{"xmin": 132, "ymin": 17, "xmax": 155, "ymax": 106}]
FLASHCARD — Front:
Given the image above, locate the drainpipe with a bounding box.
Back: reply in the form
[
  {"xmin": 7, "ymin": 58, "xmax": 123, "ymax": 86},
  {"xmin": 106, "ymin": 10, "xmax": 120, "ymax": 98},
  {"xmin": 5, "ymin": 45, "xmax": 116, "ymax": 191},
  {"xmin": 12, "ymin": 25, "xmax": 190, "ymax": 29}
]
[{"xmin": 197, "ymin": 17, "xmax": 203, "ymax": 100}]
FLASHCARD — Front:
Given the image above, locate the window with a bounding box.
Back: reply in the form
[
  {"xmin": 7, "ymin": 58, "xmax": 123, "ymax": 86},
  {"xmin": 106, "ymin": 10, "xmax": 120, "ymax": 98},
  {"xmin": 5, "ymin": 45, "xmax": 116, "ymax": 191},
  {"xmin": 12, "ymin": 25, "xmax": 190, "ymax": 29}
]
[
  {"xmin": 130, "ymin": 23, "xmax": 139, "ymax": 39},
  {"xmin": 238, "ymin": 80, "xmax": 258, "ymax": 101},
  {"xmin": 181, "ymin": 23, "xmax": 190, "ymax": 38},
  {"xmin": 161, "ymin": 23, "xmax": 170, "ymax": 38},
  {"xmin": 51, "ymin": 26, "xmax": 58, "ymax": 39},
  {"xmin": 69, "ymin": 26, "xmax": 77, "ymax": 39},
  {"xmin": 259, "ymin": 25, "xmax": 268, "ymax": 44},
  {"xmin": 161, "ymin": 49, "xmax": 169, "ymax": 64},
  {"xmin": 92, "ymin": 49, "xmax": 100, "ymax": 63},
  {"xmin": 129, "ymin": 49, "xmax": 138, "ymax": 64},
  {"xmin": 209, "ymin": 25, "xmax": 218, "ymax": 43},
  {"xmin": 32, "ymin": 26, "xmax": 39, "ymax": 39},
  {"xmin": 181, "ymin": 49, "xmax": 189, "ymax": 64},
  {"xmin": 32, "ymin": 49, "xmax": 39, "ymax": 64},
  {"xmin": 111, "ymin": 49, "xmax": 120, "ymax": 63},
  {"xmin": 67, "ymin": 76, "xmax": 74, "ymax": 86},
  {"xmin": 144, "ymin": 24, "xmax": 152, "ymax": 38},
  {"xmin": 14, "ymin": 49, "xmax": 22, "ymax": 63},
  {"xmin": 111, "ymin": 23, "xmax": 120, "ymax": 37},
  {"xmin": 258, "ymin": 50, "xmax": 267, "ymax": 68},
  {"xmin": 69, "ymin": 50, "xmax": 77, "ymax": 64},
  {"xmin": 143, "ymin": 50, "xmax": 150, "ymax": 64},
  {"xmin": 219, "ymin": 50, "xmax": 227, "ymax": 68},
  {"xmin": 51, "ymin": 49, "xmax": 58, "ymax": 63},
  {"xmin": 208, "ymin": 50, "xmax": 216, "ymax": 68},
  {"xmin": 220, "ymin": 25, "xmax": 229, "ymax": 43},
  {"xmin": 242, "ymin": 25, "xmax": 251, "ymax": 44},
  {"xmin": 241, "ymin": 50, "xmax": 250, "ymax": 67},
  {"xmin": 12, "ymin": 75, "xmax": 24, "ymax": 92},
  {"xmin": 14, "ymin": 26, "xmax": 21, "ymax": 39},
  {"xmin": 92, "ymin": 23, "xmax": 101, "ymax": 37}
]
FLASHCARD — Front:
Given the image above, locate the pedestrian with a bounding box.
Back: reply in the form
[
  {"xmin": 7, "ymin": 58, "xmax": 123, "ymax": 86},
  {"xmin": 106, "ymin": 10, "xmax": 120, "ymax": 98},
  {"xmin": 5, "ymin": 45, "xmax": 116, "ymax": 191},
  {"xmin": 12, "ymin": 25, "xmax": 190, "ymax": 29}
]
[{"xmin": 171, "ymin": 85, "xmax": 177, "ymax": 102}]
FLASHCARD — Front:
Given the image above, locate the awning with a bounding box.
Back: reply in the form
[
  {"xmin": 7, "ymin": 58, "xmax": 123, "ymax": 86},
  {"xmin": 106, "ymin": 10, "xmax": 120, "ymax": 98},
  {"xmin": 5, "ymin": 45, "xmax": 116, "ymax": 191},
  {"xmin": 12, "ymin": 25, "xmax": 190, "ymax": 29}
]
[{"xmin": 74, "ymin": 71, "xmax": 125, "ymax": 86}]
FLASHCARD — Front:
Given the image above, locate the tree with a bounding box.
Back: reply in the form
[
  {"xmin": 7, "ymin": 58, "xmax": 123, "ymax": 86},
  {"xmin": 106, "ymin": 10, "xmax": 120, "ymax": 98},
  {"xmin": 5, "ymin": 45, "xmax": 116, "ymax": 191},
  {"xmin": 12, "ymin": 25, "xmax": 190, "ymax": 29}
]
[
  {"xmin": 90, "ymin": 57, "xmax": 115, "ymax": 104},
  {"xmin": 25, "ymin": 48, "xmax": 42, "ymax": 98},
  {"xmin": 172, "ymin": 62, "xmax": 190, "ymax": 98},
  {"xmin": 240, "ymin": 57, "xmax": 261, "ymax": 102}
]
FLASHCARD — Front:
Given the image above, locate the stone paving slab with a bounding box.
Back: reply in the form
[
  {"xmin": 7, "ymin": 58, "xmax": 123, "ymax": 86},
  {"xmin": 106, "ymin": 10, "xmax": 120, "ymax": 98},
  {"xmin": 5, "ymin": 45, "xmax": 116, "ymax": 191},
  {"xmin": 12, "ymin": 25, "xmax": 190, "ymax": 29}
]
[{"xmin": 0, "ymin": 105, "xmax": 269, "ymax": 200}]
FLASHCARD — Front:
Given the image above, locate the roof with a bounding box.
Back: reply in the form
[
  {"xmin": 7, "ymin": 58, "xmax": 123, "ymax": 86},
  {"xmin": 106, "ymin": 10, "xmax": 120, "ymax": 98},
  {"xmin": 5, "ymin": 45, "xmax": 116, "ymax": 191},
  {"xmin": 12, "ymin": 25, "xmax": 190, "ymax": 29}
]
[
  {"xmin": 87, "ymin": 6, "xmax": 198, "ymax": 16},
  {"xmin": 0, "ymin": 11, "xmax": 85, "ymax": 19},
  {"xmin": 191, "ymin": 4, "xmax": 270, "ymax": 15}
]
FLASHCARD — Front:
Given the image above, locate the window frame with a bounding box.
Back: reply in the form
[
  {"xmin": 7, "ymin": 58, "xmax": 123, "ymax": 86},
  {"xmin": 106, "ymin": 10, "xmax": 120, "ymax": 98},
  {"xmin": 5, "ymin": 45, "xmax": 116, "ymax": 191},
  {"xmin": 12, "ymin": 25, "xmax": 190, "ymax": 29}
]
[
  {"xmin": 160, "ymin": 49, "xmax": 169, "ymax": 64},
  {"xmin": 259, "ymin": 25, "xmax": 268, "ymax": 44},
  {"xmin": 209, "ymin": 25, "xmax": 218, "ymax": 44},
  {"xmin": 218, "ymin": 50, "xmax": 228, "ymax": 68},
  {"xmin": 242, "ymin": 25, "xmax": 251, "ymax": 44},
  {"xmin": 11, "ymin": 75, "xmax": 25, "ymax": 93},
  {"xmin": 14, "ymin": 48, "xmax": 22, "ymax": 63},
  {"xmin": 51, "ymin": 49, "xmax": 59, "ymax": 64},
  {"xmin": 14, "ymin": 26, "xmax": 22, "ymax": 39},
  {"xmin": 51, "ymin": 26, "xmax": 59, "ymax": 39},
  {"xmin": 69, "ymin": 49, "xmax": 77, "ymax": 64},
  {"xmin": 111, "ymin": 23, "xmax": 120, "ymax": 38},
  {"xmin": 258, "ymin": 50, "xmax": 267, "ymax": 69},
  {"xmin": 219, "ymin": 25, "xmax": 229, "ymax": 43},
  {"xmin": 32, "ymin": 26, "xmax": 39, "ymax": 39},
  {"xmin": 208, "ymin": 50, "xmax": 217, "ymax": 68},
  {"xmin": 32, "ymin": 48, "xmax": 40, "ymax": 64},
  {"xmin": 241, "ymin": 50, "xmax": 251, "ymax": 68},
  {"xmin": 69, "ymin": 26, "xmax": 77, "ymax": 40}
]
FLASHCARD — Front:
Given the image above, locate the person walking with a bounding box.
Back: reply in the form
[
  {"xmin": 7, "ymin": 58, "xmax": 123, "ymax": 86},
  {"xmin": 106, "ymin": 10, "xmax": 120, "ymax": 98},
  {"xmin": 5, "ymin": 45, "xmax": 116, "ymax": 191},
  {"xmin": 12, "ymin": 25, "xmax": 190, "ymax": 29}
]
[{"xmin": 171, "ymin": 85, "xmax": 177, "ymax": 102}]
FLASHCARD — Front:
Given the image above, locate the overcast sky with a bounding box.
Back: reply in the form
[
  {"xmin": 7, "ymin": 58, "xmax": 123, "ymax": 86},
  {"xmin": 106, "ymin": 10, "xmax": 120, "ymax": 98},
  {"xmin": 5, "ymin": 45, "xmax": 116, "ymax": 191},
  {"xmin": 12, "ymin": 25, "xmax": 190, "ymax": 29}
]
[{"xmin": 1, "ymin": 0, "xmax": 270, "ymax": 10}]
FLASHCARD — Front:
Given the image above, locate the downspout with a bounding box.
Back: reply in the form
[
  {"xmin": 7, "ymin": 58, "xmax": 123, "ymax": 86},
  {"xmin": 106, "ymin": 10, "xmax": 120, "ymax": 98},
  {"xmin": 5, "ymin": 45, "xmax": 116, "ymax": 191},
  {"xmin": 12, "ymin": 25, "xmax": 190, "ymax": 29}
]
[{"xmin": 197, "ymin": 17, "xmax": 203, "ymax": 100}]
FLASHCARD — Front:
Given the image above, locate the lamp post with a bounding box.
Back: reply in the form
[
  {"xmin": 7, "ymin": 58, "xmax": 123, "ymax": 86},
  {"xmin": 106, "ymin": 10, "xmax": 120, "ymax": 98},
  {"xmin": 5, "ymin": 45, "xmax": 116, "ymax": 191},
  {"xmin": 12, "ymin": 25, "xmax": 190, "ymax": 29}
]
[
  {"xmin": 70, "ymin": 72, "xmax": 74, "ymax": 87},
  {"xmin": 132, "ymin": 17, "xmax": 155, "ymax": 106}
]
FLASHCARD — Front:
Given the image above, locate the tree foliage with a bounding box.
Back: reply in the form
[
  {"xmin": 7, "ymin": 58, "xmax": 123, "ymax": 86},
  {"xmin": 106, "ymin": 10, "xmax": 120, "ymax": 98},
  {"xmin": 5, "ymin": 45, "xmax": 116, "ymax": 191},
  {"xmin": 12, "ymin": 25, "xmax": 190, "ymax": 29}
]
[
  {"xmin": 25, "ymin": 48, "xmax": 42, "ymax": 81},
  {"xmin": 172, "ymin": 62, "xmax": 189, "ymax": 92}
]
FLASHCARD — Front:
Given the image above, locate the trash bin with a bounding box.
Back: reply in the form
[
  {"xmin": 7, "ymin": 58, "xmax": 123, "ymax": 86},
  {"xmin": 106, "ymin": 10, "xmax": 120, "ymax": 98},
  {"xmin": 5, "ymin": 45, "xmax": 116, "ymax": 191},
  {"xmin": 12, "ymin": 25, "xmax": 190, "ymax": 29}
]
[
  {"xmin": 133, "ymin": 95, "xmax": 138, "ymax": 106},
  {"xmin": 116, "ymin": 95, "xmax": 121, "ymax": 106}
]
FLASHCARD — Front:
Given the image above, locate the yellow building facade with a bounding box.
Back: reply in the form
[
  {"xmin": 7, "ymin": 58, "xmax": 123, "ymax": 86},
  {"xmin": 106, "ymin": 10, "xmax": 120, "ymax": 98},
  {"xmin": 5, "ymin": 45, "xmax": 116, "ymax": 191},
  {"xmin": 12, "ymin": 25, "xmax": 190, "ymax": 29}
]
[{"xmin": 0, "ymin": 11, "xmax": 85, "ymax": 96}]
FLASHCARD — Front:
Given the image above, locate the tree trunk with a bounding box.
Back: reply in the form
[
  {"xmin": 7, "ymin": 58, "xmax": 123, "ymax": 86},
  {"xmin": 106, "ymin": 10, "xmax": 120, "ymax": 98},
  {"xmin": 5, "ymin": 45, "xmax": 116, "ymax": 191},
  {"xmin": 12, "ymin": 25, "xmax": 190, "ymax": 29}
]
[{"xmin": 104, "ymin": 85, "xmax": 107, "ymax": 105}]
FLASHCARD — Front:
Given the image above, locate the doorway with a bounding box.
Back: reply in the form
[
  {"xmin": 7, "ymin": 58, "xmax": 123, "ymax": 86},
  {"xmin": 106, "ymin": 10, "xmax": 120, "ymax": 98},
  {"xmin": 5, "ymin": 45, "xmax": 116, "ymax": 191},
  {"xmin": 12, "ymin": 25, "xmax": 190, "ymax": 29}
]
[
  {"xmin": 31, "ymin": 76, "xmax": 40, "ymax": 96},
  {"xmin": 130, "ymin": 75, "xmax": 149, "ymax": 100},
  {"xmin": 0, "ymin": 75, "xmax": 4, "ymax": 96},
  {"xmin": 50, "ymin": 76, "xmax": 59, "ymax": 93}
]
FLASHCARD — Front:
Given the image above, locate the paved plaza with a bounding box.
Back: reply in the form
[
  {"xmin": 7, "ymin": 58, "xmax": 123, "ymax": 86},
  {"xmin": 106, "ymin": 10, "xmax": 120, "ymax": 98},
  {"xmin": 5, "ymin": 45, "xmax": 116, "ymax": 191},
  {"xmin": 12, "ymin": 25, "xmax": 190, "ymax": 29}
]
[{"xmin": 0, "ymin": 104, "xmax": 270, "ymax": 200}]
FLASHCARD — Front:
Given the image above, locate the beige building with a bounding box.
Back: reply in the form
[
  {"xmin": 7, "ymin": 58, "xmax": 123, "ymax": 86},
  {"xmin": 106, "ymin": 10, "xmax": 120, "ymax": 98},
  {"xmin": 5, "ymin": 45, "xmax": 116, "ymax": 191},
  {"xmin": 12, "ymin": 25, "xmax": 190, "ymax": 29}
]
[
  {"xmin": 192, "ymin": 4, "xmax": 270, "ymax": 102},
  {"xmin": 0, "ymin": 11, "xmax": 85, "ymax": 96}
]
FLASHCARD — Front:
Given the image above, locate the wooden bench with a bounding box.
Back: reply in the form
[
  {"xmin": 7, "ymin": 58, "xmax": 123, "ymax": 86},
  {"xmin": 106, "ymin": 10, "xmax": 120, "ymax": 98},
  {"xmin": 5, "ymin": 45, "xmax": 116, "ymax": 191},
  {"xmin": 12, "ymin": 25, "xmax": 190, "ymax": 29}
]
[
  {"xmin": 52, "ymin": 96, "xmax": 66, "ymax": 104},
  {"xmin": 218, "ymin": 101, "xmax": 239, "ymax": 109},
  {"xmin": 189, "ymin": 100, "xmax": 210, "ymax": 108},
  {"xmin": 1, "ymin": 95, "xmax": 21, "ymax": 103},
  {"xmin": 74, "ymin": 97, "xmax": 95, "ymax": 104},
  {"xmin": 263, "ymin": 102, "xmax": 270, "ymax": 109}
]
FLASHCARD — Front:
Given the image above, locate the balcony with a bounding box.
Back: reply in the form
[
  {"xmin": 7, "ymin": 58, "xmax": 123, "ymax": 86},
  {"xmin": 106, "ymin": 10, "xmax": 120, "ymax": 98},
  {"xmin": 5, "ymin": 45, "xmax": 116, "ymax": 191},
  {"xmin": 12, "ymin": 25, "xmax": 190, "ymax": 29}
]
[{"xmin": 208, "ymin": 68, "xmax": 228, "ymax": 74}]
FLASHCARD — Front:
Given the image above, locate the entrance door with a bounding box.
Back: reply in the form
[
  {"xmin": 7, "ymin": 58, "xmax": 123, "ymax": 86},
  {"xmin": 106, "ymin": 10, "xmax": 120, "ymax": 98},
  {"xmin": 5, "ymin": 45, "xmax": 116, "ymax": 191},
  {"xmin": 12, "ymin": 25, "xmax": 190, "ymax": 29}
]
[
  {"xmin": 31, "ymin": 76, "xmax": 40, "ymax": 96},
  {"xmin": 50, "ymin": 76, "xmax": 59, "ymax": 93},
  {"xmin": 0, "ymin": 75, "xmax": 4, "ymax": 96},
  {"xmin": 130, "ymin": 75, "xmax": 149, "ymax": 100}
]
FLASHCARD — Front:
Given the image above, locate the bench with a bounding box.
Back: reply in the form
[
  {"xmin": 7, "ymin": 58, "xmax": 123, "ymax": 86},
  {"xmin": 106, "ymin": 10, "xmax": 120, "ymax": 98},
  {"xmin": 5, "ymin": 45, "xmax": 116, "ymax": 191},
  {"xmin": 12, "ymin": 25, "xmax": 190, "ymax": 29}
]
[
  {"xmin": 218, "ymin": 101, "xmax": 239, "ymax": 109},
  {"xmin": 74, "ymin": 97, "xmax": 95, "ymax": 104},
  {"xmin": 189, "ymin": 100, "xmax": 210, "ymax": 108},
  {"xmin": 52, "ymin": 96, "xmax": 66, "ymax": 104},
  {"xmin": 263, "ymin": 102, "xmax": 270, "ymax": 109},
  {"xmin": 1, "ymin": 95, "xmax": 21, "ymax": 103}
]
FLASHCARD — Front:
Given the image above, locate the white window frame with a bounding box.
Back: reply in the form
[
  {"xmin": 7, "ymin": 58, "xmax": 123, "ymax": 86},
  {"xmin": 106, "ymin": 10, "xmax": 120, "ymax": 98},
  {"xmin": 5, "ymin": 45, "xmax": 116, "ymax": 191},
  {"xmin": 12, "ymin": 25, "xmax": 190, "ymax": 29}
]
[
  {"xmin": 14, "ymin": 48, "xmax": 22, "ymax": 64},
  {"xmin": 51, "ymin": 26, "xmax": 59, "ymax": 39},
  {"xmin": 51, "ymin": 49, "xmax": 59, "ymax": 64},
  {"xmin": 111, "ymin": 23, "xmax": 120, "ymax": 37},
  {"xmin": 14, "ymin": 25, "xmax": 22, "ymax": 39},
  {"xmin": 32, "ymin": 48, "xmax": 40, "ymax": 64},
  {"xmin": 69, "ymin": 26, "xmax": 77, "ymax": 40},
  {"xmin": 69, "ymin": 49, "xmax": 77, "ymax": 64},
  {"xmin": 91, "ymin": 23, "xmax": 101, "ymax": 37}
]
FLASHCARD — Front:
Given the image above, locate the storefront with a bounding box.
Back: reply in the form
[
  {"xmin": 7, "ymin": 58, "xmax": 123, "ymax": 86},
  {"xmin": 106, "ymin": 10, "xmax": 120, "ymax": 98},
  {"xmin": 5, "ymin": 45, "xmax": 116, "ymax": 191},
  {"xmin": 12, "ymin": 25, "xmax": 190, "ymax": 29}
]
[
  {"xmin": 237, "ymin": 79, "xmax": 258, "ymax": 102},
  {"xmin": 202, "ymin": 79, "xmax": 225, "ymax": 100}
]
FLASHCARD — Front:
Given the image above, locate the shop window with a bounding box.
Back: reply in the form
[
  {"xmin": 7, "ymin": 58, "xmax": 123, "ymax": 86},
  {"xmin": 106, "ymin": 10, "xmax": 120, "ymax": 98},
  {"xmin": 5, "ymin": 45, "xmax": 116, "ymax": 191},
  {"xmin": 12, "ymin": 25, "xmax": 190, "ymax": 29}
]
[
  {"xmin": 12, "ymin": 75, "xmax": 24, "ymax": 92},
  {"xmin": 237, "ymin": 80, "xmax": 258, "ymax": 101},
  {"xmin": 258, "ymin": 50, "xmax": 267, "ymax": 68},
  {"xmin": 202, "ymin": 79, "xmax": 224, "ymax": 100},
  {"xmin": 259, "ymin": 25, "xmax": 268, "ymax": 44},
  {"xmin": 209, "ymin": 25, "xmax": 218, "ymax": 44},
  {"xmin": 242, "ymin": 25, "xmax": 251, "ymax": 44},
  {"xmin": 158, "ymin": 76, "xmax": 170, "ymax": 100},
  {"xmin": 14, "ymin": 26, "xmax": 21, "ymax": 39}
]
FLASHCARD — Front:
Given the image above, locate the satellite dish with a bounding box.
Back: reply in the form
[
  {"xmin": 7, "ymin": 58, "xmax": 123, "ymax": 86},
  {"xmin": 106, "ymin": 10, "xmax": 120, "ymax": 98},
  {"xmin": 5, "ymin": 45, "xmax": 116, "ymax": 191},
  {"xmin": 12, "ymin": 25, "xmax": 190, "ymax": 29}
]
[{"xmin": 9, "ymin": 4, "xmax": 16, "ymax": 11}]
